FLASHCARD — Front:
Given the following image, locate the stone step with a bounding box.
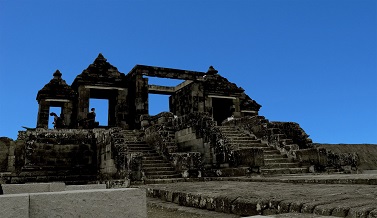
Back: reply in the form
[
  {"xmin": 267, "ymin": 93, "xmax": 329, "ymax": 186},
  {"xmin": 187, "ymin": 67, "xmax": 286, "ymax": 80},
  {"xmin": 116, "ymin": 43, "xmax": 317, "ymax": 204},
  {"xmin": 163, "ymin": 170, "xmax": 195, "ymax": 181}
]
[
  {"xmin": 127, "ymin": 146, "xmax": 152, "ymax": 150},
  {"xmin": 261, "ymin": 167, "xmax": 308, "ymax": 175},
  {"xmin": 124, "ymin": 141, "xmax": 147, "ymax": 145},
  {"xmin": 264, "ymin": 158, "xmax": 293, "ymax": 164},
  {"xmin": 263, "ymin": 150, "xmax": 282, "ymax": 155},
  {"xmin": 263, "ymin": 162, "xmax": 301, "ymax": 169},
  {"xmin": 143, "ymin": 156, "xmax": 163, "ymax": 160},
  {"xmin": 239, "ymin": 146, "xmax": 272, "ymax": 151},
  {"xmin": 226, "ymin": 136, "xmax": 257, "ymax": 140},
  {"xmin": 220, "ymin": 130, "xmax": 242, "ymax": 135},
  {"xmin": 146, "ymin": 174, "xmax": 181, "ymax": 179},
  {"xmin": 143, "ymin": 162, "xmax": 172, "ymax": 167},
  {"xmin": 237, "ymin": 143, "xmax": 269, "ymax": 148},
  {"xmin": 264, "ymin": 154, "xmax": 288, "ymax": 159},
  {"xmin": 143, "ymin": 167, "xmax": 175, "ymax": 172},
  {"xmin": 126, "ymin": 144, "xmax": 150, "ymax": 148},
  {"xmin": 128, "ymin": 150, "xmax": 157, "ymax": 154},
  {"xmin": 144, "ymin": 170, "xmax": 179, "ymax": 176},
  {"xmin": 222, "ymin": 133, "xmax": 250, "ymax": 136},
  {"xmin": 230, "ymin": 139, "xmax": 262, "ymax": 144}
]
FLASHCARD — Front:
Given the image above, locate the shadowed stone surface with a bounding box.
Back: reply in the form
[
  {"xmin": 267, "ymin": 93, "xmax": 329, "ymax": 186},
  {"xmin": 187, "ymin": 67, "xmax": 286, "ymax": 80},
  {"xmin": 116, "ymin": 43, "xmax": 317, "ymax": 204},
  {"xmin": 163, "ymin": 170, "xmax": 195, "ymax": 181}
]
[
  {"xmin": 144, "ymin": 180, "xmax": 377, "ymax": 217},
  {"xmin": 29, "ymin": 188, "xmax": 146, "ymax": 218},
  {"xmin": 0, "ymin": 193, "xmax": 29, "ymax": 218}
]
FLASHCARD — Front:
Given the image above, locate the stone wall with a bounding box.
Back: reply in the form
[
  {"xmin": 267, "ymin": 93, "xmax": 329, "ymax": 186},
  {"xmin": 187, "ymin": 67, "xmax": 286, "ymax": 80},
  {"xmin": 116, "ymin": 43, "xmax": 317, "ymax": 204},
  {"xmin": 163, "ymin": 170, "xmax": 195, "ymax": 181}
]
[
  {"xmin": 172, "ymin": 112, "xmax": 259, "ymax": 168},
  {"xmin": 96, "ymin": 128, "xmax": 143, "ymax": 181},
  {"xmin": 170, "ymin": 82, "xmax": 204, "ymax": 116},
  {"xmin": 315, "ymin": 144, "xmax": 377, "ymax": 170},
  {"xmin": 17, "ymin": 129, "xmax": 96, "ymax": 174},
  {"xmin": 295, "ymin": 148, "xmax": 359, "ymax": 173},
  {"xmin": 0, "ymin": 138, "xmax": 15, "ymax": 172},
  {"xmin": 94, "ymin": 129, "xmax": 116, "ymax": 177}
]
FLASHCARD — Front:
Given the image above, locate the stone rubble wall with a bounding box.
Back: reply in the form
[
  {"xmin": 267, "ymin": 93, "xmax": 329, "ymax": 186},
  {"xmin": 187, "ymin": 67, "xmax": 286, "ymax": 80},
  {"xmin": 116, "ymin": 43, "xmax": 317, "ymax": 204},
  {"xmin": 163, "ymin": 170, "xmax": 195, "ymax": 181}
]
[
  {"xmin": 222, "ymin": 116, "xmax": 313, "ymax": 156},
  {"xmin": 173, "ymin": 112, "xmax": 264, "ymax": 170},
  {"xmin": 17, "ymin": 129, "xmax": 97, "ymax": 173},
  {"xmin": 295, "ymin": 148, "xmax": 359, "ymax": 173},
  {"xmin": 223, "ymin": 116, "xmax": 360, "ymax": 173},
  {"xmin": 97, "ymin": 128, "xmax": 143, "ymax": 181}
]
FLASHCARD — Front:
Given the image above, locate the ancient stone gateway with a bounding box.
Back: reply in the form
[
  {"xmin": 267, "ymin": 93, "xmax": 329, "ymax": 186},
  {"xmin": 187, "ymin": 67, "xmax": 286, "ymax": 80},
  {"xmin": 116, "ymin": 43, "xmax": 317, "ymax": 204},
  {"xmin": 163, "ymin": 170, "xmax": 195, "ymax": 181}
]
[
  {"xmin": 36, "ymin": 53, "xmax": 261, "ymax": 129},
  {"xmin": 2, "ymin": 53, "xmax": 359, "ymax": 184}
]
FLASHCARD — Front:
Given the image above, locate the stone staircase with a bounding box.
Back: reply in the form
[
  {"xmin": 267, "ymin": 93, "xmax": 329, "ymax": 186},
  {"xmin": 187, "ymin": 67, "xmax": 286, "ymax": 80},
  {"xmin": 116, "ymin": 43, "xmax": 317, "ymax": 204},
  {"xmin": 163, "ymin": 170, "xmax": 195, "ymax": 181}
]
[
  {"xmin": 219, "ymin": 126, "xmax": 308, "ymax": 175},
  {"xmin": 119, "ymin": 130, "xmax": 181, "ymax": 180}
]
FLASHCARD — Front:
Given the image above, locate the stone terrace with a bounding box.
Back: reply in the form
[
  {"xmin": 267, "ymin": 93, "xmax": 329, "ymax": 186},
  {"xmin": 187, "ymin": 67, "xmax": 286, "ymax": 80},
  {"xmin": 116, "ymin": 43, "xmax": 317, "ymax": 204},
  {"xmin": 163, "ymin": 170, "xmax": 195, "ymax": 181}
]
[{"xmin": 143, "ymin": 174, "xmax": 377, "ymax": 217}]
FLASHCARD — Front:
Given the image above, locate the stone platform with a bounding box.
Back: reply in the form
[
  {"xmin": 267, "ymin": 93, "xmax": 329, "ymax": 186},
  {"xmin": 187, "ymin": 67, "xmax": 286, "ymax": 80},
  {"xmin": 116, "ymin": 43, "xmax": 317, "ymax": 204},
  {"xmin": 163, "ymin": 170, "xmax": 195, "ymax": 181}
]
[{"xmin": 142, "ymin": 173, "xmax": 377, "ymax": 217}]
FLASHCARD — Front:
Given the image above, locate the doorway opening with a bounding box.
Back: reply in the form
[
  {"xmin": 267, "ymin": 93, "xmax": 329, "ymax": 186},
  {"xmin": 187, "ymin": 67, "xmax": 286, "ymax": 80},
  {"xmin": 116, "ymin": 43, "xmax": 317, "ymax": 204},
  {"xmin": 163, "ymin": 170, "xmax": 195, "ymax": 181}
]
[
  {"xmin": 212, "ymin": 97, "xmax": 234, "ymax": 125},
  {"xmin": 148, "ymin": 94, "xmax": 170, "ymax": 115},
  {"xmin": 48, "ymin": 106, "xmax": 62, "ymax": 129},
  {"xmin": 89, "ymin": 99, "xmax": 109, "ymax": 126}
]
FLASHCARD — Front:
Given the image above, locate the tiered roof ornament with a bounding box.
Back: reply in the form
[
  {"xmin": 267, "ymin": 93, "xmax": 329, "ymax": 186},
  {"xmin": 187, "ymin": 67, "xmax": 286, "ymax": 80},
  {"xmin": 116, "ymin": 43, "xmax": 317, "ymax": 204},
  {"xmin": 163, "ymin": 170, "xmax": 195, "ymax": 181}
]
[
  {"xmin": 36, "ymin": 70, "xmax": 76, "ymax": 102},
  {"xmin": 72, "ymin": 53, "xmax": 125, "ymax": 88}
]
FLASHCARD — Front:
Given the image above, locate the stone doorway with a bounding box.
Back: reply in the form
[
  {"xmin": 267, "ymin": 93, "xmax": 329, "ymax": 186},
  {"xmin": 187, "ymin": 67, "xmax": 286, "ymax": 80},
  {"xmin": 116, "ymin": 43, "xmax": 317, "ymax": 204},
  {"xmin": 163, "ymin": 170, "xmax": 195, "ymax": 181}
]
[
  {"xmin": 48, "ymin": 106, "xmax": 62, "ymax": 129},
  {"xmin": 212, "ymin": 97, "xmax": 234, "ymax": 125}
]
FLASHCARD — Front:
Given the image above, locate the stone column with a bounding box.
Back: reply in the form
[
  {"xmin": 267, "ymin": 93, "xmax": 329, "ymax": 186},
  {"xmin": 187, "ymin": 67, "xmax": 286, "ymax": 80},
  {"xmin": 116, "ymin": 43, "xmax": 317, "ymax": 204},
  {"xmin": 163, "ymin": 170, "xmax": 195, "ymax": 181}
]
[
  {"xmin": 134, "ymin": 75, "xmax": 148, "ymax": 128},
  {"xmin": 204, "ymin": 96, "xmax": 213, "ymax": 116},
  {"xmin": 77, "ymin": 86, "xmax": 90, "ymax": 122},
  {"xmin": 116, "ymin": 89, "xmax": 128, "ymax": 126},
  {"xmin": 37, "ymin": 100, "xmax": 50, "ymax": 128},
  {"xmin": 62, "ymin": 101, "xmax": 73, "ymax": 127},
  {"xmin": 232, "ymin": 97, "xmax": 241, "ymax": 118},
  {"xmin": 193, "ymin": 83, "xmax": 205, "ymax": 113}
]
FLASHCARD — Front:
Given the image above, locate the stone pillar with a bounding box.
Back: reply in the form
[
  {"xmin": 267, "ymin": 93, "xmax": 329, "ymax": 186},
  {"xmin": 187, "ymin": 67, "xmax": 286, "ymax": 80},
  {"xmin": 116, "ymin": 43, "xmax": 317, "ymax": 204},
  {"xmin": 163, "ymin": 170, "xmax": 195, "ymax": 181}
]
[
  {"xmin": 134, "ymin": 75, "xmax": 148, "ymax": 128},
  {"xmin": 62, "ymin": 101, "xmax": 73, "ymax": 127},
  {"xmin": 7, "ymin": 141, "xmax": 15, "ymax": 172},
  {"xmin": 232, "ymin": 97, "xmax": 241, "ymax": 118},
  {"xmin": 204, "ymin": 96, "xmax": 213, "ymax": 116},
  {"xmin": 191, "ymin": 83, "xmax": 205, "ymax": 113},
  {"xmin": 37, "ymin": 100, "xmax": 50, "ymax": 128},
  {"xmin": 116, "ymin": 89, "xmax": 128, "ymax": 126},
  {"xmin": 77, "ymin": 86, "xmax": 90, "ymax": 122}
]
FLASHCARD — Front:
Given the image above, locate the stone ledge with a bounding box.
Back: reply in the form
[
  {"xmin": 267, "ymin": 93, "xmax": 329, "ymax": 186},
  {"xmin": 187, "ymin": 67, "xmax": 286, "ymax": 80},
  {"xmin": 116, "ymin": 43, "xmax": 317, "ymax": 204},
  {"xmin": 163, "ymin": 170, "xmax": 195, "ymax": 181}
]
[
  {"xmin": 145, "ymin": 183, "xmax": 377, "ymax": 217},
  {"xmin": 65, "ymin": 184, "xmax": 107, "ymax": 191},
  {"xmin": 2, "ymin": 182, "xmax": 65, "ymax": 194}
]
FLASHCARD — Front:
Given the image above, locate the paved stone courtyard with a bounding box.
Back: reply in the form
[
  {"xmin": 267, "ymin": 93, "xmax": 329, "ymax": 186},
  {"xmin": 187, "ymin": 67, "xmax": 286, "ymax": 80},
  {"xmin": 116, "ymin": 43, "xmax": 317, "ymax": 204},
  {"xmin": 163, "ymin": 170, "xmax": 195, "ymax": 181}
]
[{"xmin": 143, "ymin": 174, "xmax": 377, "ymax": 217}]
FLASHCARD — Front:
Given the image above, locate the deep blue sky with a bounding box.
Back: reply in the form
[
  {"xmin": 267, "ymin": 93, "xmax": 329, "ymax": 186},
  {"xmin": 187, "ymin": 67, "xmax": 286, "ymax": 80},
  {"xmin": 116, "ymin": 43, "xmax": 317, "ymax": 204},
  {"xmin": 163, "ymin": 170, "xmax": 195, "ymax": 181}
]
[{"xmin": 0, "ymin": 0, "xmax": 376, "ymax": 143}]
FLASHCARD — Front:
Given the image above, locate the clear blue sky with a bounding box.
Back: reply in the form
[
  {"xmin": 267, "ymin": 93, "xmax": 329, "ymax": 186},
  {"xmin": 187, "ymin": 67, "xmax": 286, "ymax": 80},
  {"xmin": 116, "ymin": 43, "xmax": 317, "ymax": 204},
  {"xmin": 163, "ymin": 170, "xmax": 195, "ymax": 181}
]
[{"xmin": 0, "ymin": 0, "xmax": 376, "ymax": 143}]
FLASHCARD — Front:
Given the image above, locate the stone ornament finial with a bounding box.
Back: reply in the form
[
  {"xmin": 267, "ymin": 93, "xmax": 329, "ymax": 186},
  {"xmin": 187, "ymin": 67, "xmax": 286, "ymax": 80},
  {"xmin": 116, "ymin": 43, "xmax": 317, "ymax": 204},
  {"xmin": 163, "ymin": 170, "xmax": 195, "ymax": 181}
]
[
  {"xmin": 53, "ymin": 70, "xmax": 62, "ymax": 79},
  {"xmin": 207, "ymin": 66, "xmax": 218, "ymax": 75},
  {"xmin": 95, "ymin": 53, "xmax": 107, "ymax": 62}
]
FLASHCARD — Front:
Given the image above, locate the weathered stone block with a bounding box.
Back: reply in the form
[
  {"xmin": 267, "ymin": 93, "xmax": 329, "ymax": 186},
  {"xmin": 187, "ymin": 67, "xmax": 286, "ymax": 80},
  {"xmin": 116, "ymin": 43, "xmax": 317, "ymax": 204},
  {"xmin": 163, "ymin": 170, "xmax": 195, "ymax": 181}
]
[
  {"xmin": 0, "ymin": 193, "xmax": 29, "ymax": 218},
  {"xmin": 231, "ymin": 197, "xmax": 259, "ymax": 216},
  {"xmin": 48, "ymin": 182, "xmax": 66, "ymax": 192},
  {"xmin": 232, "ymin": 148, "xmax": 264, "ymax": 167},
  {"xmin": 2, "ymin": 183, "xmax": 50, "ymax": 194},
  {"xmin": 170, "ymin": 152, "xmax": 202, "ymax": 177},
  {"xmin": 65, "ymin": 184, "xmax": 106, "ymax": 191},
  {"xmin": 29, "ymin": 188, "xmax": 146, "ymax": 218},
  {"xmin": 295, "ymin": 148, "xmax": 318, "ymax": 164}
]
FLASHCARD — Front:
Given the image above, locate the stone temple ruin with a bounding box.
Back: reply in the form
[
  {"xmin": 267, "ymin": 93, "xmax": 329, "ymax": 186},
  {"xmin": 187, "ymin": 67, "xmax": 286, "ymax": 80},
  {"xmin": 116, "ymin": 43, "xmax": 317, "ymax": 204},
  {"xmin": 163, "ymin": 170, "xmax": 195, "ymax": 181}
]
[{"xmin": 0, "ymin": 53, "xmax": 359, "ymax": 184}]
